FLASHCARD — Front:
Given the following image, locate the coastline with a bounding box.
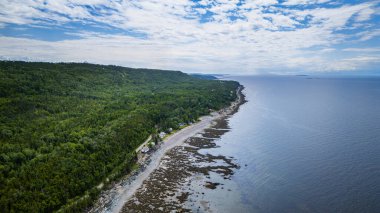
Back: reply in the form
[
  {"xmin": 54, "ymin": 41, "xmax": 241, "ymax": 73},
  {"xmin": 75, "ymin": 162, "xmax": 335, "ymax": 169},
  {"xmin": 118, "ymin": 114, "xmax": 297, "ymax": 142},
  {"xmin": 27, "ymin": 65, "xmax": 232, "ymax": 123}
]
[{"xmin": 89, "ymin": 85, "xmax": 246, "ymax": 213}]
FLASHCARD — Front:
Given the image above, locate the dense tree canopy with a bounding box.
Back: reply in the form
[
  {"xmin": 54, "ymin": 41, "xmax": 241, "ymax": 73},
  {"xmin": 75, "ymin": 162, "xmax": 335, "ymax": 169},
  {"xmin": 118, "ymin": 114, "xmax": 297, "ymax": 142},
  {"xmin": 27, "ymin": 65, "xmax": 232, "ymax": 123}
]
[{"xmin": 0, "ymin": 61, "xmax": 239, "ymax": 212}]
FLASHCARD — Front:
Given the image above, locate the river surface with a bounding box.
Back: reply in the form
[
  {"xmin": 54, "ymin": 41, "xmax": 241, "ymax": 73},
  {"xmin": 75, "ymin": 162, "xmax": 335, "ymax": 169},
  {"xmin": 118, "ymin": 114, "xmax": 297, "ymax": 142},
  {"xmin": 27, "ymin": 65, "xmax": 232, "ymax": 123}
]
[{"xmin": 208, "ymin": 76, "xmax": 380, "ymax": 212}]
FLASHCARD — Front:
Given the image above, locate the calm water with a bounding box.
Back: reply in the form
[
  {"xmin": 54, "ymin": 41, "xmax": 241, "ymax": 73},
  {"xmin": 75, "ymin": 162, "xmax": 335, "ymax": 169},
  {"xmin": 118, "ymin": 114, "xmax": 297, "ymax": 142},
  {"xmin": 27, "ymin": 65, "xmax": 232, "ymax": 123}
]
[{"xmin": 207, "ymin": 76, "xmax": 380, "ymax": 212}]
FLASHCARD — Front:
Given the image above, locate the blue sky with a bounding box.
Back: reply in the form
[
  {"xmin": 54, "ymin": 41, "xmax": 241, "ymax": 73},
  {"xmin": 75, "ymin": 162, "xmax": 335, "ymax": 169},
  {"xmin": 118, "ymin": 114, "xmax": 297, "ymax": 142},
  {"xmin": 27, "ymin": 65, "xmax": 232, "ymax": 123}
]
[{"xmin": 0, "ymin": 0, "xmax": 379, "ymax": 75}]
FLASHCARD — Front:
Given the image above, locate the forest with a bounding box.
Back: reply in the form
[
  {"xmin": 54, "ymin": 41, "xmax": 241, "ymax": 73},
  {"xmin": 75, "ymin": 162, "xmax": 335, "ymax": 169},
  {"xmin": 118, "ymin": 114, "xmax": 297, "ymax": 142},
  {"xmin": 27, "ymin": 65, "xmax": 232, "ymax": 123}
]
[{"xmin": 0, "ymin": 61, "xmax": 239, "ymax": 212}]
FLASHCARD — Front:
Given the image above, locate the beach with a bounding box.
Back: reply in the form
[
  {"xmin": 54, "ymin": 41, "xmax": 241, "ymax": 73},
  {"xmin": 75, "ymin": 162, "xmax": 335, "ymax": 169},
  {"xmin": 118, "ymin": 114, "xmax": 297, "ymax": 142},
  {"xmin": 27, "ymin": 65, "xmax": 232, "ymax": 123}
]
[{"xmin": 89, "ymin": 85, "xmax": 245, "ymax": 213}]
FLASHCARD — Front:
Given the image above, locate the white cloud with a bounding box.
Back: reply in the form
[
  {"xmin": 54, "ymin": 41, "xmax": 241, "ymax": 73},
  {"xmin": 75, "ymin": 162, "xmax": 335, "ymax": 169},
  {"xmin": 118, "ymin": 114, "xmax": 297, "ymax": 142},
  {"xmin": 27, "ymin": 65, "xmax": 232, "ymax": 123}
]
[
  {"xmin": 0, "ymin": 0, "xmax": 378, "ymax": 74},
  {"xmin": 319, "ymin": 48, "xmax": 335, "ymax": 53},
  {"xmin": 282, "ymin": 0, "xmax": 331, "ymax": 6},
  {"xmin": 244, "ymin": 0, "xmax": 278, "ymax": 7},
  {"xmin": 342, "ymin": 48, "xmax": 380, "ymax": 52},
  {"xmin": 357, "ymin": 29, "xmax": 380, "ymax": 41},
  {"xmin": 355, "ymin": 7, "xmax": 376, "ymax": 22}
]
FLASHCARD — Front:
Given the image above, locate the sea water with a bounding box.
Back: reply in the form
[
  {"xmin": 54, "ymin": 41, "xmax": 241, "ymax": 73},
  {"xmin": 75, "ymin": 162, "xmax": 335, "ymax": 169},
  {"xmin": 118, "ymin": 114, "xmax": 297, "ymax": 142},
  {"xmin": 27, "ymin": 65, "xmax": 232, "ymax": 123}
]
[{"xmin": 206, "ymin": 76, "xmax": 380, "ymax": 212}]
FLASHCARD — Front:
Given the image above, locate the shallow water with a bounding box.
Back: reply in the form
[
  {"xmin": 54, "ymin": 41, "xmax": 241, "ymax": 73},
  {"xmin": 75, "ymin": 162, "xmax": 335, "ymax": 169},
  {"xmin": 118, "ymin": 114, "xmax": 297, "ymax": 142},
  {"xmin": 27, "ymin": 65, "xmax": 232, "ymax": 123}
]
[{"xmin": 210, "ymin": 76, "xmax": 380, "ymax": 212}]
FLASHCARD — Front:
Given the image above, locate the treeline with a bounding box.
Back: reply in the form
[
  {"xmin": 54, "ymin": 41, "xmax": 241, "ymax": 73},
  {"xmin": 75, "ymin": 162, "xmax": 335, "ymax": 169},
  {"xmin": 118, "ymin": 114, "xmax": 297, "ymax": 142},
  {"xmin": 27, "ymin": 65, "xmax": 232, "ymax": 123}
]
[{"xmin": 0, "ymin": 61, "xmax": 239, "ymax": 212}]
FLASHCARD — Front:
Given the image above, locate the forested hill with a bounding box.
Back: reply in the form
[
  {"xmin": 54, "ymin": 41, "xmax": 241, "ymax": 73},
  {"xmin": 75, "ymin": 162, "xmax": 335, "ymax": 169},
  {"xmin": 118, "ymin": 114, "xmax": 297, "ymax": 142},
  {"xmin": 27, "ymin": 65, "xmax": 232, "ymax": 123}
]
[{"xmin": 0, "ymin": 61, "xmax": 239, "ymax": 212}]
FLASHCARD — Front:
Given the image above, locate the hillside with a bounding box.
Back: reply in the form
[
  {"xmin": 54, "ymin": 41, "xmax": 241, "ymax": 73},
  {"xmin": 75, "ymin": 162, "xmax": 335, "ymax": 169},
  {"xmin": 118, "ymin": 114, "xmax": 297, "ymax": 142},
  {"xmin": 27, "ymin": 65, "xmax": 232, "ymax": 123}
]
[{"xmin": 0, "ymin": 61, "xmax": 239, "ymax": 212}]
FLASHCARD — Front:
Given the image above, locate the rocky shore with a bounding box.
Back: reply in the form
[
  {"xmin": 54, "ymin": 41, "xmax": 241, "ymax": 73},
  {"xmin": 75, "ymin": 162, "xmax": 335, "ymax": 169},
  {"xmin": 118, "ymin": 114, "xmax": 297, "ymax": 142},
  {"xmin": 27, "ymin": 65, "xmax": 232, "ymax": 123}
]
[{"xmin": 89, "ymin": 85, "xmax": 246, "ymax": 213}]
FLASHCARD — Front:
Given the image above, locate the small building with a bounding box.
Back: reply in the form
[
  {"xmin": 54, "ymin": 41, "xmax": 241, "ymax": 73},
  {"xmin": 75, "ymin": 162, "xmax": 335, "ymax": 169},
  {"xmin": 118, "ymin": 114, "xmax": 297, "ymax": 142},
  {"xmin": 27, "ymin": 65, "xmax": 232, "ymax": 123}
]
[
  {"xmin": 179, "ymin": 123, "xmax": 185, "ymax": 127},
  {"xmin": 159, "ymin": 132, "xmax": 166, "ymax": 138},
  {"xmin": 141, "ymin": 146, "xmax": 149, "ymax": 153}
]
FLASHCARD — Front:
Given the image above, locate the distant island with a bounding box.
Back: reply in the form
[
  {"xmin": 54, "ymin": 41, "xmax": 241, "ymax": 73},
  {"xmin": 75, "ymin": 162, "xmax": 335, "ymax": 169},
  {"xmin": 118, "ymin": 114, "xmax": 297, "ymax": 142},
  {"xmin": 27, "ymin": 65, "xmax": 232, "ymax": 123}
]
[{"xmin": 0, "ymin": 61, "xmax": 240, "ymax": 212}]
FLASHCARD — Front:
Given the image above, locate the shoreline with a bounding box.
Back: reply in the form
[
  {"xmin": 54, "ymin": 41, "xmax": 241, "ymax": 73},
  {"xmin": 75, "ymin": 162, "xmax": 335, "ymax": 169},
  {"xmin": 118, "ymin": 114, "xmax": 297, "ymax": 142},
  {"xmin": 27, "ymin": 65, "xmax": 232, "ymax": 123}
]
[{"xmin": 89, "ymin": 85, "xmax": 246, "ymax": 213}]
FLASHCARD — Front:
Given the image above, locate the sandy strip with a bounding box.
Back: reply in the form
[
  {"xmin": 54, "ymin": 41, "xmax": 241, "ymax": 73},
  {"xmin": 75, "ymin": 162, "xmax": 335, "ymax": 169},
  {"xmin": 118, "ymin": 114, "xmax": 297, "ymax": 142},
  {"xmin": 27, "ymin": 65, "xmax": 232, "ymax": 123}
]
[{"xmin": 107, "ymin": 112, "xmax": 222, "ymax": 213}]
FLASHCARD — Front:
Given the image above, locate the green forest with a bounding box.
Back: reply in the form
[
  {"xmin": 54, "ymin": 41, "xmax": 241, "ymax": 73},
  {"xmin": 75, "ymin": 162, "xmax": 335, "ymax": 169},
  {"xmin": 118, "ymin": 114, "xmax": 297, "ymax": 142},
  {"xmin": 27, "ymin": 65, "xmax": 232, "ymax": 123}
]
[{"xmin": 0, "ymin": 61, "xmax": 239, "ymax": 212}]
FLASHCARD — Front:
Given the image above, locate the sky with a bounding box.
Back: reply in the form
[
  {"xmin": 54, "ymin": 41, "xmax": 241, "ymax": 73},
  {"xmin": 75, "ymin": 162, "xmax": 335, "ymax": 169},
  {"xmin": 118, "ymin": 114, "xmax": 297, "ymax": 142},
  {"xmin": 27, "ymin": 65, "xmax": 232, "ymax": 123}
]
[{"xmin": 0, "ymin": 0, "xmax": 379, "ymax": 75}]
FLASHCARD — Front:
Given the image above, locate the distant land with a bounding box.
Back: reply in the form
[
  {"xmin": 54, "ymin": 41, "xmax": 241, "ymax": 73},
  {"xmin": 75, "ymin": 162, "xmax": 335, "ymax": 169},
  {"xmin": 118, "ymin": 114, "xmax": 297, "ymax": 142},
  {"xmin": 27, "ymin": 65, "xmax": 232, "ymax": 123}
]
[
  {"xmin": 190, "ymin": 73, "xmax": 220, "ymax": 80},
  {"xmin": 0, "ymin": 61, "xmax": 240, "ymax": 212}
]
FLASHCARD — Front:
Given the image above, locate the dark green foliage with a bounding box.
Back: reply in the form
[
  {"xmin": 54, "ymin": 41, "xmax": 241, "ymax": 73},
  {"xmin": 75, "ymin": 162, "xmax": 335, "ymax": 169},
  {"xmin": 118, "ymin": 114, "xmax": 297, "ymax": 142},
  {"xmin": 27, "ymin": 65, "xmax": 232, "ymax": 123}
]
[{"xmin": 0, "ymin": 61, "xmax": 239, "ymax": 212}]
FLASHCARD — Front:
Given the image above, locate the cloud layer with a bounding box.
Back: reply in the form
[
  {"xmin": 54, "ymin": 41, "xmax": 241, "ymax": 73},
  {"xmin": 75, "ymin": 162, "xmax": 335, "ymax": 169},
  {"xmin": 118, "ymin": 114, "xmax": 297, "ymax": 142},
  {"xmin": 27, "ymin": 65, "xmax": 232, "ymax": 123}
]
[{"xmin": 0, "ymin": 0, "xmax": 379, "ymax": 74}]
